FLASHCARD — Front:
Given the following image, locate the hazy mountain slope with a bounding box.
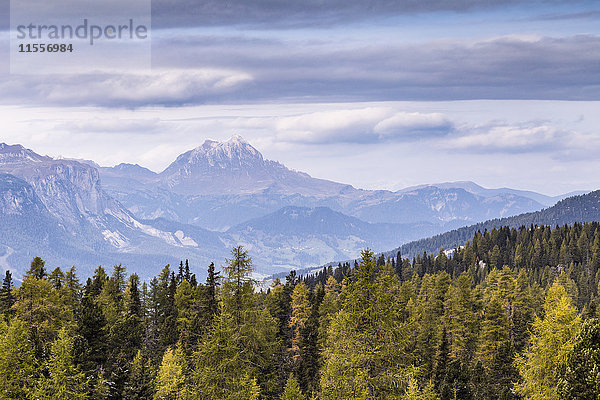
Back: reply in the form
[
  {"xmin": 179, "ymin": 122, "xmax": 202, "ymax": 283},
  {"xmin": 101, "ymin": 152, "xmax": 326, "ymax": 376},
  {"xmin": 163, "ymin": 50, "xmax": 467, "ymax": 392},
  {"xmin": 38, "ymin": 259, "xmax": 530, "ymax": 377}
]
[
  {"xmin": 225, "ymin": 206, "xmax": 439, "ymax": 274},
  {"xmin": 388, "ymin": 190, "xmax": 600, "ymax": 259},
  {"xmin": 398, "ymin": 181, "xmax": 588, "ymax": 207},
  {"xmin": 0, "ymin": 139, "xmax": 583, "ymax": 280}
]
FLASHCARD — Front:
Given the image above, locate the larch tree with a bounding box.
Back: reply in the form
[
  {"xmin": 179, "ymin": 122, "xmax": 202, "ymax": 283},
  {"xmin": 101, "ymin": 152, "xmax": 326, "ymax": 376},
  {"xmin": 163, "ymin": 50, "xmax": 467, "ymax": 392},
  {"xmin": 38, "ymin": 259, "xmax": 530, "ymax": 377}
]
[
  {"xmin": 0, "ymin": 318, "xmax": 38, "ymax": 399},
  {"xmin": 36, "ymin": 327, "xmax": 87, "ymax": 400},
  {"xmin": 516, "ymin": 281, "xmax": 581, "ymax": 400},
  {"xmin": 290, "ymin": 281, "xmax": 311, "ymax": 361},
  {"xmin": 281, "ymin": 374, "xmax": 306, "ymax": 400},
  {"xmin": 320, "ymin": 249, "xmax": 411, "ymax": 399},
  {"xmin": 154, "ymin": 346, "xmax": 187, "ymax": 400}
]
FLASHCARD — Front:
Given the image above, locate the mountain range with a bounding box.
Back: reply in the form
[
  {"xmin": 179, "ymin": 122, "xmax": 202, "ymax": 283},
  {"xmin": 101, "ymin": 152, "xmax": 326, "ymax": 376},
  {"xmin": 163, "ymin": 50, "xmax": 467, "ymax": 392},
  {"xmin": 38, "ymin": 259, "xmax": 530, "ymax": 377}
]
[{"xmin": 0, "ymin": 138, "xmax": 586, "ymax": 280}]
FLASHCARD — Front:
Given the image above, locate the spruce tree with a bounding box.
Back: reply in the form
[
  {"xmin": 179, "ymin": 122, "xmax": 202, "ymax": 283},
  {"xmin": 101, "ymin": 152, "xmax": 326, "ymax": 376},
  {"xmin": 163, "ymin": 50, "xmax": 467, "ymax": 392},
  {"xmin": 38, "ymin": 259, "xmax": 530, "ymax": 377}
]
[
  {"xmin": 557, "ymin": 318, "xmax": 600, "ymax": 399},
  {"xmin": 123, "ymin": 350, "xmax": 155, "ymax": 400},
  {"xmin": 27, "ymin": 256, "xmax": 47, "ymax": 279},
  {"xmin": 0, "ymin": 271, "xmax": 14, "ymax": 317}
]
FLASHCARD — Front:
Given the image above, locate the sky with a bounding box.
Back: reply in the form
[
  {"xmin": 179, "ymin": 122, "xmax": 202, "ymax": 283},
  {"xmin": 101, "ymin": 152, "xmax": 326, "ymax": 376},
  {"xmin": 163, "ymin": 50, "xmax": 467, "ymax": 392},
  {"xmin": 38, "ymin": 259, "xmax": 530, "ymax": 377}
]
[{"xmin": 0, "ymin": 0, "xmax": 599, "ymax": 195}]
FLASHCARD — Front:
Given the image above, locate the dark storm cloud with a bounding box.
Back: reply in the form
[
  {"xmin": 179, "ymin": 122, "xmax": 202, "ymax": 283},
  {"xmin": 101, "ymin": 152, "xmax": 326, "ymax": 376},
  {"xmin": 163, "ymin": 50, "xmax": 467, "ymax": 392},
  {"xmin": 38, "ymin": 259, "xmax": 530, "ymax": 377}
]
[
  {"xmin": 149, "ymin": 0, "xmax": 592, "ymax": 28},
  {"xmin": 0, "ymin": 34, "xmax": 598, "ymax": 107},
  {"xmin": 151, "ymin": 34, "xmax": 600, "ymax": 102},
  {"xmin": 0, "ymin": 0, "xmax": 593, "ymax": 31},
  {"xmin": 536, "ymin": 9, "xmax": 600, "ymax": 21}
]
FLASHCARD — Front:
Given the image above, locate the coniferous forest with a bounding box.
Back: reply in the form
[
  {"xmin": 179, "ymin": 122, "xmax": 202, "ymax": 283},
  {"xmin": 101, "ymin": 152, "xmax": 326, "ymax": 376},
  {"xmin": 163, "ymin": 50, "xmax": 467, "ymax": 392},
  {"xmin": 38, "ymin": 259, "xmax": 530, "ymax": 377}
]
[{"xmin": 1, "ymin": 223, "xmax": 600, "ymax": 399}]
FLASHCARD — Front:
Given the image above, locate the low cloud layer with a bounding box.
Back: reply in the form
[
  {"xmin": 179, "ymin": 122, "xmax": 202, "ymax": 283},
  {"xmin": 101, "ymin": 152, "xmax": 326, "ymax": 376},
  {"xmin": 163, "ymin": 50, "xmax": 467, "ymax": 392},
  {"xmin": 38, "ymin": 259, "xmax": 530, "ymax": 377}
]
[{"xmin": 270, "ymin": 109, "xmax": 453, "ymax": 144}]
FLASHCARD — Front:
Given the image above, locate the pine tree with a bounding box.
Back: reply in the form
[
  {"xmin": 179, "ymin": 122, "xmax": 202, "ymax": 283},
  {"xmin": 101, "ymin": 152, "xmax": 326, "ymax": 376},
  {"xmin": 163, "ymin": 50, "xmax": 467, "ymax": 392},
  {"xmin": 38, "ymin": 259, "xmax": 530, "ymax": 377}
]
[
  {"xmin": 123, "ymin": 350, "xmax": 155, "ymax": 400},
  {"xmin": 444, "ymin": 273, "xmax": 477, "ymax": 364},
  {"xmin": 76, "ymin": 283, "xmax": 108, "ymax": 393},
  {"xmin": 175, "ymin": 279, "xmax": 201, "ymax": 352},
  {"xmin": 476, "ymin": 296, "xmax": 514, "ymax": 398},
  {"xmin": 222, "ymin": 246, "xmax": 254, "ymax": 326},
  {"xmin": 190, "ymin": 246, "xmax": 279, "ymax": 399},
  {"xmin": 27, "ymin": 256, "xmax": 47, "ymax": 279},
  {"xmin": 205, "ymin": 262, "xmax": 220, "ymax": 322},
  {"xmin": 516, "ymin": 281, "xmax": 581, "ymax": 400},
  {"xmin": 512, "ymin": 270, "xmax": 534, "ymax": 354}
]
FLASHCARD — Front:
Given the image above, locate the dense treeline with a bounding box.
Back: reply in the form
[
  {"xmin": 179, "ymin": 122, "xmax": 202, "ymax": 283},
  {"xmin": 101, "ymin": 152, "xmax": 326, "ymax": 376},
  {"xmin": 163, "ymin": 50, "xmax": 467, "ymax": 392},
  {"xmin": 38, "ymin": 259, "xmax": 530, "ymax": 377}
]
[
  {"xmin": 392, "ymin": 190, "xmax": 600, "ymax": 259},
  {"xmin": 1, "ymin": 223, "xmax": 600, "ymax": 399}
]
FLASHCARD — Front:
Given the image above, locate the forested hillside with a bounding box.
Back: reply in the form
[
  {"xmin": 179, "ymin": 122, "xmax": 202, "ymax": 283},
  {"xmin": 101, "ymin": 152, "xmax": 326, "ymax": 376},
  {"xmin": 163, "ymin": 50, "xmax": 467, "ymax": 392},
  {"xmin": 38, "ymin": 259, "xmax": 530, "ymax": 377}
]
[
  {"xmin": 2, "ymin": 222, "xmax": 600, "ymax": 399},
  {"xmin": 393, "ymin": 189, "xmax": 600, "ymax": 259}
]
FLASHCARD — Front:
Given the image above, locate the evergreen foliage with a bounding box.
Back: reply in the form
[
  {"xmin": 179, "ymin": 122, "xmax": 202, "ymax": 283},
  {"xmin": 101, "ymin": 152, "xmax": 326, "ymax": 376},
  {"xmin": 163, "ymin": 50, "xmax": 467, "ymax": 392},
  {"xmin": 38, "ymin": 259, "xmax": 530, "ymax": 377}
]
[{"xmin": 4, "ymin": 221, "xmax": 600, "ymax": 398}]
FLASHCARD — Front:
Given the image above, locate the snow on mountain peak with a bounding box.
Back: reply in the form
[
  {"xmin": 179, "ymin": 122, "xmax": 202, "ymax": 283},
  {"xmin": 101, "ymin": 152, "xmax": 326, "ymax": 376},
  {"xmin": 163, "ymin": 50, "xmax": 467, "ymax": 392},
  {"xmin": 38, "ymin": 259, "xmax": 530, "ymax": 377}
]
[{"xmin": 181, "ymin": 135, "xmax": 263, "ymax": 167}]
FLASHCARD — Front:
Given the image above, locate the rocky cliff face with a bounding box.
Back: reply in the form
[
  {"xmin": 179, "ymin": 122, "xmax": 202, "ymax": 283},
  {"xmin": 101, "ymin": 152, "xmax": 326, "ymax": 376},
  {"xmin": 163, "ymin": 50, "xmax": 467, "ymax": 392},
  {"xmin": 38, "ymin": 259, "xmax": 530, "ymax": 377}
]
[{"xmin": 0, "ymin": 143, "xmax": 123, "ymax": 234}]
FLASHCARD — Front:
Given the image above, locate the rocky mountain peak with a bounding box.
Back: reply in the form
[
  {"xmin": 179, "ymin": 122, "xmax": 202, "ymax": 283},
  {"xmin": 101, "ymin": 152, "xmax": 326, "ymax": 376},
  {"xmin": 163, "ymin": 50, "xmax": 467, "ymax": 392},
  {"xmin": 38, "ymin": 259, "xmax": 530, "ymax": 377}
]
[
  {"xmin": 184, "ymin": 135, "xmax": 263, "ymax": 167},
  {"xmin": 0, "ymin": 143, "xmax": 50, "ymax": 164},
  {"xmin": 160, "ymin": 135, "xmax": 266, "ymax": 182}
]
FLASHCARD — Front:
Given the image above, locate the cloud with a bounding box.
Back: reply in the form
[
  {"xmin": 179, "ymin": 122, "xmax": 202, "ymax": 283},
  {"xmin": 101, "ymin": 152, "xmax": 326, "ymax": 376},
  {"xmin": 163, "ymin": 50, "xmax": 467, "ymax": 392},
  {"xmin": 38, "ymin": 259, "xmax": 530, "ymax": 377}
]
[
  {"xmin": 233, "ymin": 107, "xmax": 454, "ymax": 144},
  {"xmin": 149, "ymin": 0, "xmax": 593, "ymax": 29},
  {"xmin": 442, "ymin": 120, "xmax": 600, "ymax": 161},
  {"xmin": 153, "ymin": 34, "xmax": 600, "ymax": 103},
  {"xmin": 1, "ymin": 26, "xmax": 599, "ymax": 106},
  {"xmin": 445, "ymin": 123, "xmax": 566, "ymax": 153},
  {"xmin": 55, "ymin": 117, "xmax": 162, "ymax": 134},
  {"xmin": 374, "ymin": 112, "xmax": 453, "ymax": 138},
  {"xmin": 0, "ymin": 69, "xmax": 253, "ymax": 107},
  {"xmin": 0, "ymin": 0, "xmax": 594, "ymax": 31}
]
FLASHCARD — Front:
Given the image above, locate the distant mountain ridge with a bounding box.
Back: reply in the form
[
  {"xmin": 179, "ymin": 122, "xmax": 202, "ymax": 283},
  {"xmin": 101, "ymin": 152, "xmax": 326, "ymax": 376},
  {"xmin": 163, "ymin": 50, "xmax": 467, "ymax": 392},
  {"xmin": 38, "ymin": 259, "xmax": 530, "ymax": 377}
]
[
  {"xmin": 0, "ymin": 138, "xmax": 582, "ymax": 279},
  {"xmin": 387, "ymin": 190, "xmax": 600, "ymax": 260},
  {"xmin": 97, "ymin": 136, "xmax": 550, "ymax": 231},
  {"xmin": 399, "ymin": 181, "xmax": 588, "ymax": 207}
]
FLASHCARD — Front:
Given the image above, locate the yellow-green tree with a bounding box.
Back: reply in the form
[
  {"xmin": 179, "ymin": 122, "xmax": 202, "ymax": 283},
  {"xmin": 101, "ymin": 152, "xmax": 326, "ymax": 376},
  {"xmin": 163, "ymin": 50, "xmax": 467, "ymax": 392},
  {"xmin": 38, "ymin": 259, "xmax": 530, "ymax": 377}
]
[
  {"xmin": 281, "ymin": 374, "xmax": 305, "ymax": 400},
  {"xmin": 0, "ymin": 318, "xmax": 38, "ymax": 399},
  {"xmin": 290, "ymin": 282, "xmax": 311, "ymax": 360},
  {"xmin": 516, "ymin": 281, "xmax": 581, "ymax": 400},
  {"xmin": 320, "ymin": 249, "xmax": 411, "ymax": 399},
  {"xmin": 36, "ymin": 328, "xmax": 87, "ymax": 400},
  {"xmin": 154, "ymin": 346, "xmax": 187, "ymax": 400},
  {"xmin": 402, "ymin": 375, "xmax": 438, "ymax": 400}
]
